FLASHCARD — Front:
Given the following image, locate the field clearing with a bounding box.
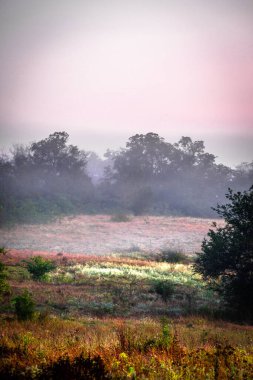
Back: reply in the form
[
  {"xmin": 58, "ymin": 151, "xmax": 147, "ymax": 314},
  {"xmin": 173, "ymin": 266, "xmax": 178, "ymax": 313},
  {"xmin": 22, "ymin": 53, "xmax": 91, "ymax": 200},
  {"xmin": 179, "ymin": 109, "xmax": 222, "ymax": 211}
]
[
  {"xmin": 3, "ymin": 255, "xmax": 213, "ymax": 318},
  {"xmin": 0, "ymin": 215, "xmax": 223, "ymax": 255}
]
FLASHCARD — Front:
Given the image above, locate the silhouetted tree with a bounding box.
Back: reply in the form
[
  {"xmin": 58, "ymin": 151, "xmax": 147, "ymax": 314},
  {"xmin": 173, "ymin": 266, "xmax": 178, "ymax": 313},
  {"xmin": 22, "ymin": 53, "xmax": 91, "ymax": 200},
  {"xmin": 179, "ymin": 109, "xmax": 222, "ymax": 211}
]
[
  {"xmin": 30, "ymin": 132, "xmax": 87, "ymax": 176},
  {"xmin": 0, "ymin": 131, "xmax": 251, "ymax": 223},
  {"xmin": 112, "ymin": 133, "xmax": 174, "ymax": 181},
  {"xmin": 0, "ymin": 132, "xmax": 94, "ymax": 224},
  {"xmin": 233, "ymin": 161, "xmax": 253, "ymax": 191},
  {"xmin": 103, "ymin": 133, "xmax": 233, "ymax": 216},
  {"xmin": 103, "ymin": 133, "xmax": 174, "ymax": 213},
  {"xmin": 194, "ymin": 186, "xmax": 253, "ymax": 320}
]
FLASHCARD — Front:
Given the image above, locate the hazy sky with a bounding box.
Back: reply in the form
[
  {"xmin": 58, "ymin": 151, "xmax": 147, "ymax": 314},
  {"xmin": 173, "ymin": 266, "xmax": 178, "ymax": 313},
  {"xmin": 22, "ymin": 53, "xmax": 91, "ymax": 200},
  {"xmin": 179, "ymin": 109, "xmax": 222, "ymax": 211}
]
[{"xmin": 0, "ymin": 0, "xmax": 253, "ymax": 166}]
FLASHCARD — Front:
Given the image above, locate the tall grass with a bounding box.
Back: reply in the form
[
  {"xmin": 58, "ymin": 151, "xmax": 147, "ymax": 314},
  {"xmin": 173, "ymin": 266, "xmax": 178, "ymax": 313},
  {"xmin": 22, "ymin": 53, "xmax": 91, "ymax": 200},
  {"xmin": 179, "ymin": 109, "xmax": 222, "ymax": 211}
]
[
  {"xmin": 1, "ymin": 253, "xmax": 253, "ymax": 378},
  {"xmin": 0, "ymin": 316, "xmax": 252, "ymax": 379}
]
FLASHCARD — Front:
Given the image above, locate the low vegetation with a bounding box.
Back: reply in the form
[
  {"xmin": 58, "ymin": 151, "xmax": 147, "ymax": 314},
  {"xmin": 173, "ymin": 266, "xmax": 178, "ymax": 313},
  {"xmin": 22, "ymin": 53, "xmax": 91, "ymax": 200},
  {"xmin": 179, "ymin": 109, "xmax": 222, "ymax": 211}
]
[
  {"xmin": 12, "ymin": 290, "xmax": 35, "ymax": 321},
  {"xmin": 157, "ymin": 249, "xmax": 189, "ymax": 264},
  {"xmin": 1, "ymin": 247, "xmax": 253, "ymax": 378},
  {"xmin": 25, "ymin": 256, "xmax": 56, "ymax": 281},
  {"xmin": 0, "ymin": 314, "xmax": 253, "ymax": 379},
  {"xmin": 0, "ymin": 247, "xmax": 9, "ymax": 301},
  {"xmin": 1, "ymin": 254, "xmax": 215, "ymax": 318},
  {"xmin": 110, "ymin": 213, "xmax": 132, "ymax": 222},
  {"xmin": 0, "ymin": 188, "xmax": 252, "ymax": 378}
]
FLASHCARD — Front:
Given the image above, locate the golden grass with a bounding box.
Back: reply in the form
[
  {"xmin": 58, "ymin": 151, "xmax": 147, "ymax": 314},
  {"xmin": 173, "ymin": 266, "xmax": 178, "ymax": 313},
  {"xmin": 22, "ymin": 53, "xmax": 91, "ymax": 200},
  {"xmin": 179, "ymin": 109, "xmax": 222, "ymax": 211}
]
[
  {"xmin": 3, "ymin": 254, "xmax": 215, "ymax": 319},
  {"xmin": 1, "ymin": 316, "xmax": 253, "ymax": 379},
  {"xmin": 1, "ymin": 249, "xmax": 252, "ymax": 379}
]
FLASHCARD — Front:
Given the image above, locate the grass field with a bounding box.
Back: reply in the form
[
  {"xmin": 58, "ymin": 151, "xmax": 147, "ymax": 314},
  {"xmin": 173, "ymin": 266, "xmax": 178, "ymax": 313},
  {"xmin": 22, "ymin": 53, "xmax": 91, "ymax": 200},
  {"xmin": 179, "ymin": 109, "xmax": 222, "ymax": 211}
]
[
  {"xmin": 2, "ymin": 253, "xmax": 215, "ymax": 318},
  {"xmin": 1, "ymin": 216, "xmax": 252, "ymax": 379},
  {"xmin": 1, "ymin": 315, "xmax": 253, "ymax": 379},
  {"xmin": 0, "ymin": 214, "xmax": 223, "ymax": 254}
]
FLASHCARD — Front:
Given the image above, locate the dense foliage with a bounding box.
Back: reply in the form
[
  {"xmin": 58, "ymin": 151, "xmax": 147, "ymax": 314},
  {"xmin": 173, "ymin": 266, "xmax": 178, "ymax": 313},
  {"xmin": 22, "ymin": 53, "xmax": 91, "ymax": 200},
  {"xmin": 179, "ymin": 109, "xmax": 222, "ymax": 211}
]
[
  {"xmin": 0, "ymin": 131, "xmax": 252, "ymax": 224},
  {"xmin": 101, "ymin": 133, "xmax": 250, "ymax": 216},
  {"xmin": 0, "ymin": 248, "xmax": 9, "ymax": 300},
  {"xmin": 25, "ymin": 256, "xmax": 56, "ymax": 281},
  {"xmin": 0, "ymin": 132, "xmax": 94, "ymax": 224},
  {"xmin": 194, "ymin": 186, "xmax": 253, "ymax": 320},
  {"xmin": 12, "ymin": 290, "xmax": 35, "ymax": 321}
]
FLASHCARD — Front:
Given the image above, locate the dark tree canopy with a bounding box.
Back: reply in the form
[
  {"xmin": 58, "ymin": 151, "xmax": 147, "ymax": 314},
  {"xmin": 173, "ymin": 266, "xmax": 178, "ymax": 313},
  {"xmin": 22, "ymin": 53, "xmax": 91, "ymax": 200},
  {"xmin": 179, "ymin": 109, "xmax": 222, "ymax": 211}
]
[
  {"xmin": 194, "ymin": 186, "xmax": 253, "ymax": 320},
  {"xmin": 102, "ymin": 133, "xmax": 235, "ymax": 216},
  {"xmin": 30, "ymin": 131, "xmax": 88, "ymax": 176},
  {"xmin": 0, "ymin": 131, "xmax": 252, "ymax": 224},
  {"xmin": 112, "ymin": 133, "xmax": 174, "ymax": 181},
  {"xmin": 0, "ymin": 132, "xmax": 94, "ymax": 224}
]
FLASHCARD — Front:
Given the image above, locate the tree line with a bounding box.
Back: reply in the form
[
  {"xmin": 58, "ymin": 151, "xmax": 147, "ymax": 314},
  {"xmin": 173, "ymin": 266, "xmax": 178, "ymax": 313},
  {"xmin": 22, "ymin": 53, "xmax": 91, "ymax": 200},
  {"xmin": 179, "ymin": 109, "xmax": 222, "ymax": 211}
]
[{"xmin": 0, "ymin": 131, "xmax": 252, "ymax": 225}]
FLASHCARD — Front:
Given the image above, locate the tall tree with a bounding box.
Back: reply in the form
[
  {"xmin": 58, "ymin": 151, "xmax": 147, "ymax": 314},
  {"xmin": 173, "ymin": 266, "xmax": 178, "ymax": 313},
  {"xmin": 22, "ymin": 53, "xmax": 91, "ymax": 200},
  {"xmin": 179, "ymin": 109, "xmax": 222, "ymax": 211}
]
[
  {"xmin": 30, "ymin": 131, "xmax": 88, "ymax": 176},
  {"xmin": 112, "ymin": 133, "xmax": 174, "ymax": 181},
  {"xmin": 0, "ymin": 132, "xmax": 94, "ymax": 224}
]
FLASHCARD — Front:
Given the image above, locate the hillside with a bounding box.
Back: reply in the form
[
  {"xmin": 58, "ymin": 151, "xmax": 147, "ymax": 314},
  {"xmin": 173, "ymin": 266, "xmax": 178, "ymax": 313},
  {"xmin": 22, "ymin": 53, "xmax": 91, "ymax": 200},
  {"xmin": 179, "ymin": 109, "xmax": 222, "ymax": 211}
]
[{"xmin": 0, "ymin": 216, "xmax": 252, "ymax": 379}]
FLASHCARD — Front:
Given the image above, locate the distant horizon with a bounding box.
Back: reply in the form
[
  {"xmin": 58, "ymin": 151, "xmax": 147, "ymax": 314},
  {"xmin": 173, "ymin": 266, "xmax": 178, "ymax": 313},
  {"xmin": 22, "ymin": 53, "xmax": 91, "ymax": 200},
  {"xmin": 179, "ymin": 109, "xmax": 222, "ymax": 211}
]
[
  {"xmin": 0, "ymin": 126, "xmax": 252, "ymax": 169},
  {"xmin": 1, "ymin": 1, "xmax": 253, "ymax": 168}
]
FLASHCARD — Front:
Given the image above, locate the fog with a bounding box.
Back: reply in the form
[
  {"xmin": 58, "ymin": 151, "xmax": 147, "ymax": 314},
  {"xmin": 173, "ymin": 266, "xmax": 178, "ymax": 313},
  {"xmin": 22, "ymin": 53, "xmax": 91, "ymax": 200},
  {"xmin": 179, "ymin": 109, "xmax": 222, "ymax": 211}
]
[{"xmin": 0, "ymin": 131, "xmax": 252, "ymax": 226}]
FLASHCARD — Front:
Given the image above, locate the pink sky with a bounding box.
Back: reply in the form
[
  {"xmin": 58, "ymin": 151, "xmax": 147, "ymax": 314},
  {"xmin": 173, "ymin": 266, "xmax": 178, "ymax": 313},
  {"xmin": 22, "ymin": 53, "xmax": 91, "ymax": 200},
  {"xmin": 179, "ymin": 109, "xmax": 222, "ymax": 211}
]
[{"xmin": 0, "ymin": 1, "xmax": 252, "ymax": 166}]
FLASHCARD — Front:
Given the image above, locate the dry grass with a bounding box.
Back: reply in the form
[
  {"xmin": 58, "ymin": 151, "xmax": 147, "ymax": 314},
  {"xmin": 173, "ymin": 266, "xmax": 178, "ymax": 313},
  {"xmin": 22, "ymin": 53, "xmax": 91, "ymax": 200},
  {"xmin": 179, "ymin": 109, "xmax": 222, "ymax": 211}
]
[
  {"xmin": 1, "ymin": 316, "xmax": 253, "ymax": 379},
  {"xmin": 2, "ymin": 253, "xmax": 216, "ymax": 318},
  {"xmin": 1, "ymin": 216, "xmax": 251, "ymax": 379},
  {"xmin": 0, "ymin": 214, "xmax": 223, "ymax": 255}
]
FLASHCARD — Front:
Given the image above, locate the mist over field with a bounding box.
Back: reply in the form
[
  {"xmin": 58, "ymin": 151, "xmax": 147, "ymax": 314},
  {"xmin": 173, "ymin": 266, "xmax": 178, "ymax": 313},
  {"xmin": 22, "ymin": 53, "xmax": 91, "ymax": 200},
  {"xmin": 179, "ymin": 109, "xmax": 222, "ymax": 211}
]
[{"xmin": 0, "ymin": 131, "xmax": 252, "ymax": 227}]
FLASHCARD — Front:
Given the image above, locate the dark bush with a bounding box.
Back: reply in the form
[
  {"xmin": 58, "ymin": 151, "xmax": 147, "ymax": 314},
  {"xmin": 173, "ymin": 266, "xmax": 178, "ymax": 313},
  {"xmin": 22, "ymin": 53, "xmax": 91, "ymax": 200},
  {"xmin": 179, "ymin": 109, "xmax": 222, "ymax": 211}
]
[
  {"xmin": 0, "ymin": 247, "xmax": 10, "ymax": 300},
  {"xmin": 194, "ymin": 186, "xmax": 253, "ymax": 320},
  {"xmin": 158, "ymin": 249, "xmax": 188, "ymax": 263},
  {"xmin": 0, "ymin": 363, "xmax": 30, "ymax": 380},
  {"xmin": 153, "ymin": 280, "xmax": 175, "ymax": 302},
  {"xmin": 39, "ymin": 354, "xmax": 111, "ymax": 380},
  {"xmin": 110, "ymin": 213, "xmax": 131, "ymax": 222},
  {"xmin": 12, "ymin": 290, "xmax": 35, "ymax": 321},
  {"xmin": 25, "ymin": 256, "xmax": 56, "ymax": 281}
]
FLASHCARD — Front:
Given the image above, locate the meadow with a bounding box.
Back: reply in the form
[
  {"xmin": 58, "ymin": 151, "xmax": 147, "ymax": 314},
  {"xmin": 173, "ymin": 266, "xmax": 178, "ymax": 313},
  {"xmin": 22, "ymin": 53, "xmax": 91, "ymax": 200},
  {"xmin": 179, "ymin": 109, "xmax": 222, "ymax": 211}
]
[
  {"xmin": 0, "ymin": 214, "xmax": 220, "ymax": 255},
  {"xmin": 0, "ymin": 216, "xmax": 252, "ymax": 379}
]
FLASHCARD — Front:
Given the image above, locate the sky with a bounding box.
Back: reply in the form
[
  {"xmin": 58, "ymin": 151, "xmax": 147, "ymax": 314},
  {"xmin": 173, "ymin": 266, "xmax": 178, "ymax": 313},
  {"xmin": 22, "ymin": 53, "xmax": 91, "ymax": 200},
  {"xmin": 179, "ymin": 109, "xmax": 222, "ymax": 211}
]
[{"xmin": 0, "ymin": 0, "xmax": 253, "ymax": 167}]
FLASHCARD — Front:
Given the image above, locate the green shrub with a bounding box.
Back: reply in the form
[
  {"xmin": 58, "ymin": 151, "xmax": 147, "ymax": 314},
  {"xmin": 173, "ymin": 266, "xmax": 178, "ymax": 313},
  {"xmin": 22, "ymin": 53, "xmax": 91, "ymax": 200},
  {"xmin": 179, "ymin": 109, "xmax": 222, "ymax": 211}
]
[
  {"xmin": 0, "ymin": 246, "xmax": 8, "ymax": 254},
  {"xmin": 143, "ymin": 319, "xmax": 173, "ymax": 351},
  {"xmin": 159, "ymin": 318, "xmax": 173, "ymax": 349},
  {"xmin": 153, "ymin": 280, "xmax": 175, "ymax": 302},
  {"xmin": 158, "ymin": 249, "xmax": 188, "ymax": 263},
  {"xmin": 110, "ymin": 213, "xmax": 131, "ymax": 222},
  {"xmin": 12, "ymin": 290, "xmax": 35, "ymax": 321},
  {"xmin": 194, "ymin": 186, "xmax": 253, "ymax": 320},
  {"xmin": 6, "ymin": 266, "xmax": 30, "ymax": 282},
  {"xmin": 0, "ymin": 247, "xmax": 9, "ymax": 300},
  {"xmin": 25, "ymin": 256, "xmax": 56, "ymax": 281}
]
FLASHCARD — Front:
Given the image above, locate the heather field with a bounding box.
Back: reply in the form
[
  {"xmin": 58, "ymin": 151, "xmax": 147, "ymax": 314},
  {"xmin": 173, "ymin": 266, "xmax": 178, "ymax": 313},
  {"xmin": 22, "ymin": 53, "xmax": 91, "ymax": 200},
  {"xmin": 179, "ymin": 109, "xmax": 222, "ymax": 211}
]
[
  {"xmin": 0, "ymin": 216, "xmax": 252, "ymax": 379},
  {"xmin": 0, "ymin": 214, "xmax": 221, "ymax": 255}
]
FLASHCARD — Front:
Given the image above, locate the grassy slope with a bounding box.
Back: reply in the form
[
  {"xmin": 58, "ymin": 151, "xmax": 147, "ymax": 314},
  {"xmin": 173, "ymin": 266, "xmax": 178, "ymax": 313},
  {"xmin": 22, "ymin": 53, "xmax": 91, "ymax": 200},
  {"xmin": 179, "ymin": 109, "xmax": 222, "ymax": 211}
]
[
  {"xmin": 3, "ymin": 252, "xmax": 215, "ymax": 318},
  {"xmin": 1, "ymin": 252, "xmax": 253, "ymax": 379}
]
